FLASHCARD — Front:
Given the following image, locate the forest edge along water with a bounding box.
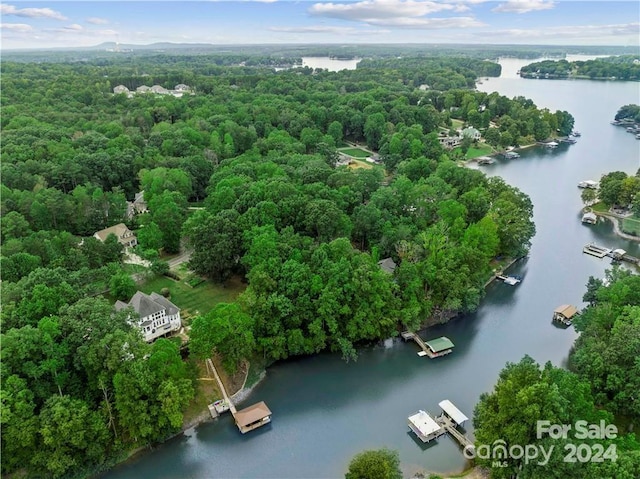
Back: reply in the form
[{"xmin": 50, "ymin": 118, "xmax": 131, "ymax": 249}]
[{"xmin": 100, "ymin": 56, "xmax": 640, "ymax": 479}]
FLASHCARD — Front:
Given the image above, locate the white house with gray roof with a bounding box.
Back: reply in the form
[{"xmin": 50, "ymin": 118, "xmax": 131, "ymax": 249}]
[{"xmin": 115, "ymin": 291, "xmax": 181, "ymax": 342}]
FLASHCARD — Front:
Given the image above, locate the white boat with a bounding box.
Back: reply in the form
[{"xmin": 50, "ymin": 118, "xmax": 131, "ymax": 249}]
[
  {"xmin": 571, "ymin": 131, "xmax": 581, "ymax": 137},
  {"xmin": 578, "ymin": 180, "xmax": 598, "ymax": 189},
  {"xmin": 545, "ymin": 141, "xmax": 559, "ymax": 148}
]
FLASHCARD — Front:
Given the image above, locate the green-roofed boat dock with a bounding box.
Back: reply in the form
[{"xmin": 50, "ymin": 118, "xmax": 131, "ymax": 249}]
[{"xmin": 401, "ymin": 331, "xmax": 455, "ymax": 358}]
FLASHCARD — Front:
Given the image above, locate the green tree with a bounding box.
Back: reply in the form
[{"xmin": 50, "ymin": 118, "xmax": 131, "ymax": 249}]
[
  {"xmin": 33, "ymin": 395, "xmax": 110, "ymax": 478},
  {"xmin": 345, "ymin": 448, "xmax": 402, "ymax": 479},
  {"xmin": 109, "ymin": 272, "xmax": 136, "ymax": 301},
  {"xmin": 189, "ymin": 303, "xmax": 255, "ymax": 374},
  {"xmin": 0, "ymin": 375, "xmax": 39, "ymax": 474},
  {"xmin": 364, "ymin": 113, "xmax": 387, "ymax": 151},
  {"xmin": 137, "ymin": 221, "xmax": 164, "ymax": 252}
]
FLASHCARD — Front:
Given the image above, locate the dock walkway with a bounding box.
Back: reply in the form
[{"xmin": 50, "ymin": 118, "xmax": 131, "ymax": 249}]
[
  {"xmin": 435, "ymin": 414, "xmax": 474, "ymax": 449},
  {"xmin": 401, "ymin": 331, "xmax": 453, "ymax": 358},
  {"xmin": 206, "ymin": 358, "xmax": 237, "ymax": 415}
]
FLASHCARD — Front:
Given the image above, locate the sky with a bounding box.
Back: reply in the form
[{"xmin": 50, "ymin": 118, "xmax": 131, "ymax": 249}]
[{"xmin": 1, "ymin": 1, "xmax": 639, "ymax": 50}]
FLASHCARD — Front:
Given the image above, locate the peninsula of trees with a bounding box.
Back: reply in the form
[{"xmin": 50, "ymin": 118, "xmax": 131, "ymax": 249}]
[
  {"xmin": 1, "ymin": 51, "xmax": 575, "ymax": 477},
  {"xmin": 519, "ymin": 55, "xmax": 640, "ymax": 81}
]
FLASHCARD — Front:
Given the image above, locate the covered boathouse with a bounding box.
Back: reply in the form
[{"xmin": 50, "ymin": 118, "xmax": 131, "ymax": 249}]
[
  {"xmin": 234, "ymin": 401, "xmax": 272, "ymax": 434},
  {"xmin": 553, "ymin": 304, "xmax": 579, "ymax": 326},
  {"xmin": 424, "ymin": 337, "xmax": 455, "ymax": 358},
  {"xmin": 438, "ymin": 400, "xmax": 469, "ymax": 427},
  {"xmin": 407, "ymin": 410, "xmax": 443, "ymax": 443}
]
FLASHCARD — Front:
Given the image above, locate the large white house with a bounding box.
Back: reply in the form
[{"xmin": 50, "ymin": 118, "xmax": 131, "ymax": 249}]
[{"xmin": 115, "ymin": 291, "xmax": 181, "ymax": 342}]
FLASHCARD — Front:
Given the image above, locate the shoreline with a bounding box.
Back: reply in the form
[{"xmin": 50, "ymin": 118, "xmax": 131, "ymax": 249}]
[{"xmin": 592, "ymin": 211, "xmax": 640, "ymax": 243}]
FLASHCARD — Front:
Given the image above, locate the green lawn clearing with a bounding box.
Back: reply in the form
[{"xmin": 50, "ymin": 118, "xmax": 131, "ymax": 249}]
[
  {"xmin": 138, "ymin": 274, "xmax": 246, "ymax": 321},
  {"xmin": 622, "ymin": 216, "xmax": 640, "ymax": 237},
  {"xmin": 464, "ymin": 144, "xmax": 494, "ymax": 159},
  {"xmin": 338, "ymin": 147, "xmax": 370, "ymax": 158}
]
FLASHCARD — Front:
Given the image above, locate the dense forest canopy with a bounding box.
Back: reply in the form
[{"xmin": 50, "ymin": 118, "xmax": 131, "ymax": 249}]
[
  {"xmin": 519, "ymin": 55, "xmax": 640, "ymax": 81},
  {"xmin": 474, "ymin": 269, "xmax": 640, "ymax": 479},
  {"xmin": 0, "ymin": 51, "xmax": 577, "ymax": 477}
]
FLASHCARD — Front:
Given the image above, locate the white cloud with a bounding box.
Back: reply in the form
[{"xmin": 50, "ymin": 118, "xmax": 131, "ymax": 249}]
[
  {"xmin": 485, "ymin": 22, "xmax": 640, "ymax": 40},
  {"xmin": 310, "ymin": 0, "xmax": 457, "ymax": 21},
  {"xmin": 1, "ymin": 22, "xmax": 33, "ymax": 32},
  {"xmin": 87, "ymin": 17, "xmax": 109, "ymax": 25},
  {"xmin": 270, "ymin": 25, "xmax": 390, "ymax": 35},
  {"xmin": 309, "ymin": 0, "xmax": 485, "ymax": 29},
  {"xmin": 492, "ymin": 0, "xmax": 555, "ymax": 14},
  {"xmin": 0, "ymin": 3, "xmax": 67, "ymax": 20},
  {"xmin": 365, "ymin": 15, "xmax": 484, "ymax": 28},
  {"xmin": 64, "ymin": 24, "xmax": 84, "ymax": 31},
  {"xmin": 97, "ymin": 29, "xmax": 119, "ymax": 36}
]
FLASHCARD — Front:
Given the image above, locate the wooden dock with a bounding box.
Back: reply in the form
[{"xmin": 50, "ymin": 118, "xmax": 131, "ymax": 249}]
[
  {"xmin": 407, "ymin": 400, "xmax": 474, "ymax": 450},
  {"xmin": 401, "ymin": 331, "xmax": 453, "ymax": 358},
  {"xmin": 583, "ymin": 244, "xmax": 640, "ymax": 264},
  {"xmin": 206, "ymin": 358, "xmax": 272, "ymax": 434},
  {"xmin": 206, "ymin": 358, "xmax": 237, "ymax": 415},
  {"xmin": 435, "ymin": 414, "xmax": 474, "ymax": 449}
]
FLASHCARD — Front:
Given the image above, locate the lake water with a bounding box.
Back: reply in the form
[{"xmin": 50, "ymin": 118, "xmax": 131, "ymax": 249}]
[
  {"xmin": 102, "ymin": 58, "xmax": 640, "ymax": 479},
  {"xmin": 301, "ymin": 56, "xmax": 361, "ymax": 72}
]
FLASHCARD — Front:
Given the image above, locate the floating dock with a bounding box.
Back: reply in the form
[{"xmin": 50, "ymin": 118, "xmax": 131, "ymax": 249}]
[
  {"xmin": 583, "ymin": 243, "xmax": 611, "ymax": 258},
  {"xmin": 401, "ymin": 332, "xmax": 454, "ymax": 358},
  {"xmin": 476, "ymin": 156, "xmax": 495, "ymax": 165},
  {"xmin": 496, "ymin": 274, "xmax": 521, "ymax": 286},
  {"xmin": 583, "ymin": 244, "xmax": 640, "ymax": 265}
]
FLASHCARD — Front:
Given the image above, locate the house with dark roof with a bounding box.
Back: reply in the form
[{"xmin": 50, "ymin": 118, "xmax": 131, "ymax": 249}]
[
  {"xmin": 378, "ymin": 257, "xmax": 397, "ymax": 274},
  {"xmin": 115, "ymin": 291, "xmax": 182, "ymax": 342}
]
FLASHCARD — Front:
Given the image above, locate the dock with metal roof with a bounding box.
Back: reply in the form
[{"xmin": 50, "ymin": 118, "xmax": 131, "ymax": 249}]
[
  {"xmin": 407, "ymin": 400, "xmax": 473, "ymax": 450},
  {"xmin": 401, "ymin": 332, "xmax": 454, "ymax": 358}
]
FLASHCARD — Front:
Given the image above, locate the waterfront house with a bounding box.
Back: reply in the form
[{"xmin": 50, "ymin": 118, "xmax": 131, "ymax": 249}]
[
  {"xmin": 115, "ymin": 291, "xmax": 182, "ymax": 342},
  {"xmin": 461, "ymin": 127, "xmax": 481, "ymax": 141},
  {"xmin": 94, "ymin": 223, "xmax": 137, "ymax": 248}
]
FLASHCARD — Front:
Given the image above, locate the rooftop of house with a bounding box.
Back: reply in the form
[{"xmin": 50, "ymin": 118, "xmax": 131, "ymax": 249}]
[
  {"xmin": 378, "ymin": 257, "xmax": 398, "ymax": 274},
  {"xmin": 95, "ymin": 223, "xmax": 131, "ymax": 242},
  {"xmin": 115, "ymin": 291, "xmax": 179, "ymax": 319}
]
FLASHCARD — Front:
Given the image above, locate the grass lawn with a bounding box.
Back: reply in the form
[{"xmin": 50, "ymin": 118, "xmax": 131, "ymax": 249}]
[
  {"xmin": 338, "ymin": 147, "xmax": 370, "ymax": 158},
  {"xmin": 138, "ymin": 274, "xmax": 246, "ymax": 321},
  {"xmin": 450, "ymin": 119, "xmax": 464, "ymax": 129},
  {"xmin": 591, "ymin": 201, "xmax": 610, "ymax": 213},
  {"xmin": 182, "ymin": 359, "xmax": 222, "ymax": 426},
  {"xmin": 464, "ymin": 144, "xmax": 494, "ymax": 159},
  {"xmin": 622, "ymin": 216, "xmax": 640, "ymax": 236}
]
